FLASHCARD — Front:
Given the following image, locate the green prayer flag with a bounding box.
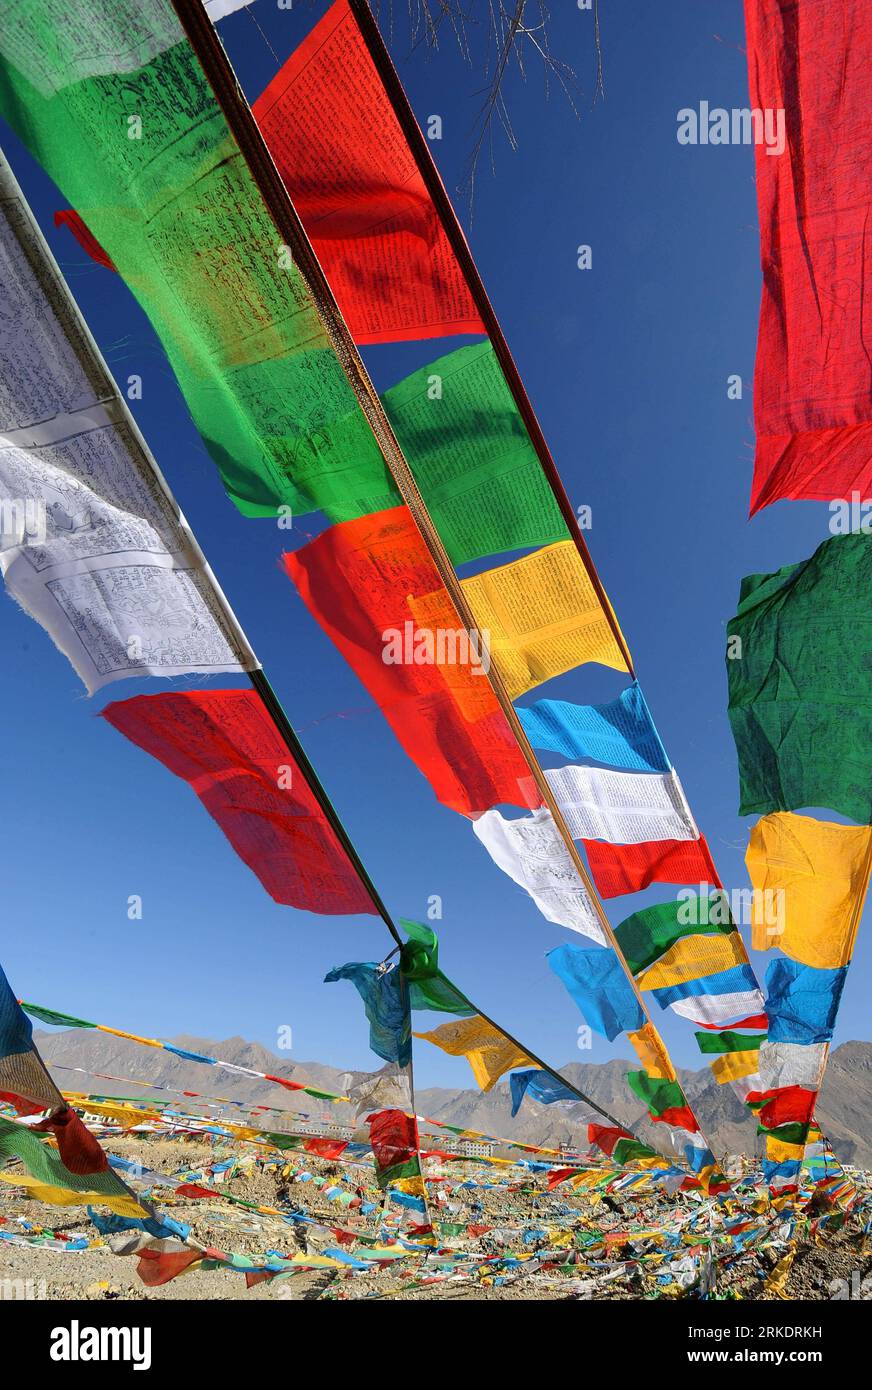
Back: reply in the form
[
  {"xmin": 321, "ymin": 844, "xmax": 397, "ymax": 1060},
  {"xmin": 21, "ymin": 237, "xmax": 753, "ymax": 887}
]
[
  {"xmin": 20, "ymin": 1002, "xmax": 96, "ymax": 1030},
  {"xmin": 726, "ymin": 533, "xmax": 872, "ymax": 823},
  {"xmin": 399, "ymin": 919, "xmax": 476, "ymax": 1016},
  {"xmin": 0, "ymin": 1115, "xmax": 128, "ymax": 1201},
  {"xmin": 615, "ymin": 896, "xmax": 734, "ymax": 975},
  {"xmin": 626, "ymin": 1070, "xmax": 687, "ymax": 1116},
  {"xmin": 694, "ymin": 1030, "xmax": 766, "ymax": 1055},
  {"xmin": 758, "ymin": 1121, "xmax": 810, "ymax": 1146},
  {"xmin": 613, "ymin": 1137, "xmax": 659, "ymax": 1165},
  {"xmin": 381, "ymin": 343, "xmax": 569, "ymax": 564}
]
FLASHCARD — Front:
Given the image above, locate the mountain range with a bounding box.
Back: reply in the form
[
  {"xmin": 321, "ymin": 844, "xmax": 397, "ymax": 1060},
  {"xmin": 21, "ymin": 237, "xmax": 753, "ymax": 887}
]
[{"xmin": 33, "ymin": 1029, "xmax": 872, "ymax": 1168}]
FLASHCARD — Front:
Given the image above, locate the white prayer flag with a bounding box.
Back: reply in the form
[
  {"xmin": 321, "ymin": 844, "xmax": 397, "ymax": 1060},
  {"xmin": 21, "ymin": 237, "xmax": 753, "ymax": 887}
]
[
  {"xmin": 0, "ymin": 154, "xmax": 255, "ymax": 693},
  {"xmin": 758, "ymin": 1041, "xmax": 827, "ymax": 1093},
  {"xmin": 472, "ymin": 806, "xmax": 606, "ymax": 945},
  {"xmin": 544, "ymin": 764, "xmax": 697, "ymax": 844}
]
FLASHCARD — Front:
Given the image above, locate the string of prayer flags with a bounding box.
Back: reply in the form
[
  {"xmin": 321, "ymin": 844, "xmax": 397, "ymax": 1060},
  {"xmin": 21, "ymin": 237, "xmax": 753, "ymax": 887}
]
[
  {"xmin": 0, "ymin": 152, "xmax": 252, "ymax": 693},
  {"xmin": 649, "ymin": 964, "xmax": 766, "ymax": 1026},
  {"xmin": 252, "ymin": 0, "xmax": 483, "ymax": 346},
  {"xmin": 588, "ymin": 1124, "xmax": 659, "ymax": 1166},
  {"xmin": 764, "ymin": 959, "xmax": 847, "ymax": 1045},
  {"xmin": 746, "ymin": 813, "xmax": 872, "ymax": 967},
  {"xmin": 509, "ymin": 1070, "xmax": 577, "ymax": 1117},
  {"xmin": 744, "ymin": 0, "xmax": 872, "ymax": 513},
  {"xmin": 412, "ymin": 1016, "xmax": 534, "ymax": 1092},
  {"xmin": 398, "ymin": 920, "xmax": 476, "ymax": 1016},
  {"xmin": 544, "ymin": 766, "xmax": 697, "ymax": 845},
  {"xmin": 324, "ymin": 963, "xmax": 411, "ymax": 1067},
  {"xmin": 546, "ymin": 942, "xmax": 645, "ymax": 1042},
  {"xmin": 0, "ymin": 0, "xmax": 391, "ymax": 521},
  {"xmin": 102, "ymin": 690, "xmax": 376, "ymax": 916},
  {"xmin": 367, "ymin": 1110, "xmax": 424, "ymax": 1188},
  {"xmin": 410, "ymin": 540, "xmax": 629, "ymax": 700},
  {"xmin": 471, "ymin": 808, "xmax": 607, "ymax": 944},
  {"xmin": 584, "ymin": 835, "xmax": 718, "ymax": 901},
  {"xmin": 517, "ymin": 684, "xmax": 669, "ymax": 772},
  {"xmin": 284, "ymin": 507, "xmax": 537, "ymax": 815},
  {"xmin": 726, "ymin": 533, "xmax": 872, "ymax": 823},
  {"xmin": 615, "ymin": 896, "xmax": 735, "ymax": 976}
]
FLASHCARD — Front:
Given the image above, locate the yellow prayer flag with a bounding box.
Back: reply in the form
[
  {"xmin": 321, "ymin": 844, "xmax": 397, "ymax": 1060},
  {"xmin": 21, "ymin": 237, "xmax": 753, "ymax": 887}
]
[
  {"xmin": 411, "ymin": 540, "xmax": 629, "ymax": 702},
  {"xmin": 627, "ymin": 1023, "xmax": 677, "ymax": 1080},
  {"xmin": 635, "ymin": 931, "xmax": 745, "ymax": 991},
  {"xmin": 0, "ymin": 1170, "xmax": 148, "ymax": 1218},
  {"xmin": 413, "ymin": 1015, "xmax": 533, "ymax": 1092},
  {"xmin": 746, "ymin": 812, "xmax": 872, "ymax": 967},
  {"xmin": 766, "ymin": 1138, "xmax": 806, "ymax": 1164},
  {"xmin": 710, "ymin": 1050, "xmax": 761, "ymax": 1084}
]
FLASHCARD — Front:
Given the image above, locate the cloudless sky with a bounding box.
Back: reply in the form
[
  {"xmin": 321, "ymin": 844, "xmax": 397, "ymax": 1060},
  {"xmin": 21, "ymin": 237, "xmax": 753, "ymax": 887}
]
[{"xmin": 1, "ymin": 0, "xmax": 865, "ymax": 1099}]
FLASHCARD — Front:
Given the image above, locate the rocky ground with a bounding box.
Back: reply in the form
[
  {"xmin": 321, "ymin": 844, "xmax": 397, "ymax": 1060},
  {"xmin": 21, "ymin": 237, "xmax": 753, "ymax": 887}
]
[{"xmin": 1, "ymin": 1133, "xmax": 868, "ymax": 1302}]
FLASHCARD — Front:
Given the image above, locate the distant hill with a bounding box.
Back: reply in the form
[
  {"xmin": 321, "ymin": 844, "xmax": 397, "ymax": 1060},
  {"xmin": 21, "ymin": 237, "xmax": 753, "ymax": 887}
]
[{"xmin": 33, "ymin": 1029, "xmax": 872, "ymax": 1168}]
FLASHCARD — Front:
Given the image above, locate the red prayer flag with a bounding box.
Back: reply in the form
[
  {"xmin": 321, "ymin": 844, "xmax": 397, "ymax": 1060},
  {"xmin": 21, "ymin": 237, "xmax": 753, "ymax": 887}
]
[
  {"xmin": 284, "ymin": 507, "xmax": 539, "ymax": 815},
  {"xmin": 583, "ymin": 835, "xmax": 718, "ymax": 898},
  {"xmin": 252, "ymin": 0, "xmax": 483, "ymax": 345},
  {"xmin": 652, "ymin": 1106, "xmax": 700, "ymax": 1133},
  {"xmin": 303, "ymin": 1137, "xmax": 349, "ymax": 1159},
  {"xmin": 101, "ymin": 689, "xmax": 375, "ymax": 917},
  {"xmin": 367, "ymin": 1108, "xmax": 419, "ymax": 1180},
  {"xmin": 755, "ymin": 1085, "xmax": 817, "ymax": 1130},
  {"xmin": 32, "ymin": 1106, "xmax": 109, "ymax": 1177},
  {"xmin": 745, "ymin": 0, "xmax": 872, "ymax": 513},
  {"xmin": 587, "ymin": 1123, "xmax": 633, "ymax": 1157},
  {"xmin": 53, "ymin": 209, "xmax": 117, "ymax": 271},
  {"xmin": 137, "ymin": 1246, "xmax": 201, "ymax": 1286}
]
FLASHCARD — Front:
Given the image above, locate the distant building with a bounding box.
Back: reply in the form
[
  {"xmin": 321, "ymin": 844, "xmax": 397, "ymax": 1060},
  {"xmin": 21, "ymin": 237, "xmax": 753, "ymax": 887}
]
[{"xmin": 445, "ymin": 1138, "xmax": 495, "ymax": 1159}]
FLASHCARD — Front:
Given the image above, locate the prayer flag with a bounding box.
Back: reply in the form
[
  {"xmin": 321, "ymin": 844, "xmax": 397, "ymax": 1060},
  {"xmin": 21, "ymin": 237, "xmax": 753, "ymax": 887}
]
[
  {"xmin": 0, "ymin": 152, "xmax": 252, "ymax": 693},
  {"xmin": 726, "ymin": 533, "xmax": 872, "ymax": 823},
  {"xmin": 544, "ymin": 766, "xmax": 697, "ymax": 845},
  {"xmin": 546, "ymin": 943, "xmax": 645, "ymax": 1041},
  {"xmin": 413, "ymin": 1016, "xmax": 533, "ymax": 1092},
  {"xmin": 324, "ymin": 962, "xmax": 411, "ymax": 1066},
  {"xmin": 411, "ymin": 540, "xmax": 628, "ymax": 700},
  {"xmin": 746, "ymin": 812, "xmax": 872, "ymax": 967},
  {"xmin": 764, "ymin": 958, "xmax": 847, "ymax": 1044},
  {"xmin": 635, "ymin": 932, "xmax": 747, "ymax": 992},
  {"xmin": 284, "ymin": 507, "xmax": 537, "ymax": 815},
  {"xmin": 471, "ymin": 807, "xmax": 606, "ymax": 944},
  {"xmin": 744, "ymin": 0, "xmax": 872, "ymax": 513},
  {"xmin": 102, "ymin": 689, "xmax": 376, "ymax": 916},
  {"xmin": 615, "ymin": 896, "xmax": 735, "ymax": 975},
  {"xmin": 252, "ymin": 0, "xmax": 483, "ymax": 345},
  {"xmin": 509, "ymin": 1070, "xmax": 577, "ymax": 1117},
  {"xmin": 583, "ymin": 835, "xmax": 718, "ymax": 899},
  {"xmin": 516, "ymin": 684, "xmax": 669, "ymax": 772},
  {"xmin": 650, "ymin": 964, "xmax": 765, "ymax": 1025}
]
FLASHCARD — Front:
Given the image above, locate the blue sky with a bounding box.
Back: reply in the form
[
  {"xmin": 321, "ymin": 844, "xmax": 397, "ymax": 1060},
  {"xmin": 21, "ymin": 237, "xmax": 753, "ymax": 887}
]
[{"xmin": 0, "ymin": 0, "xmax": 864, "ymax": 1096}]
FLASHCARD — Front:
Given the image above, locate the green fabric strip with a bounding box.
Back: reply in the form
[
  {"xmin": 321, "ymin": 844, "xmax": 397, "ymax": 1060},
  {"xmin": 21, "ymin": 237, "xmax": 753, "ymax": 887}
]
[
  {"xmin": 20, "ymin": 1002, "xmax": 95, "ymax": 1030},
  {"xmin": 0, "ymin": 1115, "xmax": 127, "ymax": 1199},
  {"xmin": 694, "ymin": 1030, "xmax": 766, "ymax": 1055},
  {"xmin": 727, "ymin": 533, "xmax": 872, "ymax": 823},
  {"xmin": 625, "ymin": 1070, "xmax": 686, "ymax": 1117},
  {"xmin": 615, "ymin": 897, "xmax": 735, "ymax": 975}
]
